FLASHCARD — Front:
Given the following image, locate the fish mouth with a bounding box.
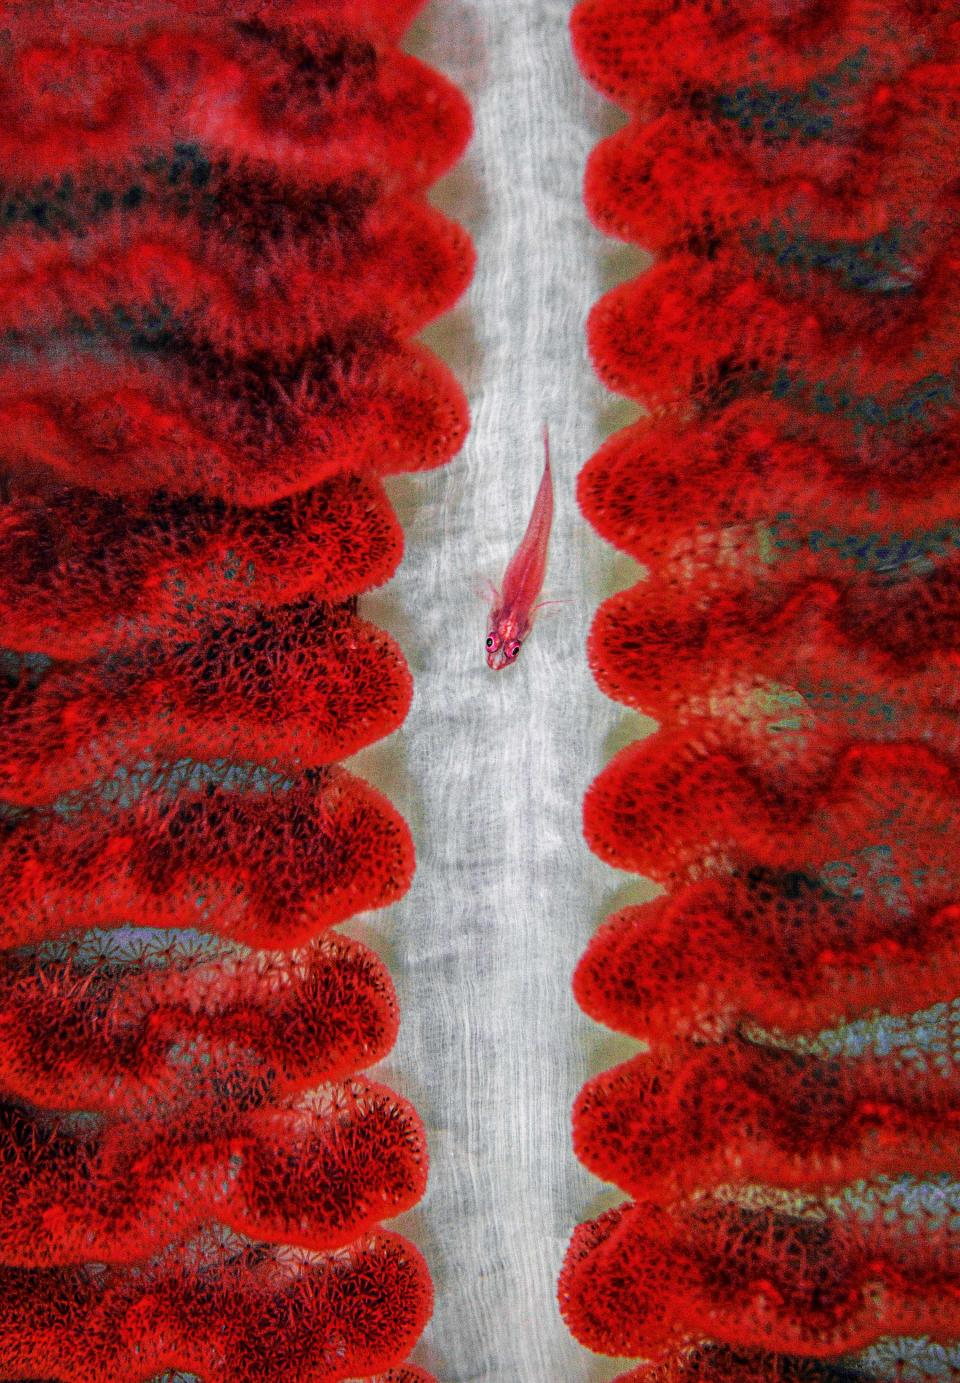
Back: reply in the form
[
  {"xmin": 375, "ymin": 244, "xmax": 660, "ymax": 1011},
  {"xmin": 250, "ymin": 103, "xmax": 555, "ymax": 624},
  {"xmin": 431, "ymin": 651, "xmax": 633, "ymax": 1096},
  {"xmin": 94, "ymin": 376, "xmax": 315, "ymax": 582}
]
[{"xmin": 485, "ymin": 650, "xmax": 509, "ymax": 671}]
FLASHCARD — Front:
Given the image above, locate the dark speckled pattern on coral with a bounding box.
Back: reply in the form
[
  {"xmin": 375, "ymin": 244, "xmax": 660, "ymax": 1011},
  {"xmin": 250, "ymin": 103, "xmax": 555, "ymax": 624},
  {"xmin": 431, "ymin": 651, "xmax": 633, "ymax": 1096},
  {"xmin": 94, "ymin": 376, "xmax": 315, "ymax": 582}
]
[
  {"xmin": 0, "ymin": 2, "xmax": 469, "ymax": 1378},
  {"xmin": 564, "ymin": 1, "xmax": 960, "ymax": 1376}
]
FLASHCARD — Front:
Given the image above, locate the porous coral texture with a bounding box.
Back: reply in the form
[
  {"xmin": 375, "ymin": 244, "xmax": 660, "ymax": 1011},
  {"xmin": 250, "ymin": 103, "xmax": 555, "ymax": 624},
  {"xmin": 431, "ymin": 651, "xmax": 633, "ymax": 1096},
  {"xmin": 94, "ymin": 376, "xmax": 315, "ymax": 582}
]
[
  {"xmin": 564, "ymin": 1, "xmax": 960, "ymax": 1377},
  {"xmin": 0, "ymin": 0, "xmax": 470, "ymax": 1377}
]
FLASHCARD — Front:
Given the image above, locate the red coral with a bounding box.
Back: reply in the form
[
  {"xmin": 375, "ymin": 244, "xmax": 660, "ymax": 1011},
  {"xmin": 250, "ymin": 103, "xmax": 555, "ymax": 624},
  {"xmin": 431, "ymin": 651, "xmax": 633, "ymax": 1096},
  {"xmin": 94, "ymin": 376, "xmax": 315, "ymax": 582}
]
[
  {"xmin": 589, "ymin": 561, "xmax": 960, "ymax": 741},
  {"xmin": 560, "ymin": 1196, "xmax": 960, "ymax": 1359},
  {"xmin": 575, "ymin": 880, "xmax": 960, "ymax": 1041},
  {"xmin": 585, "ymin": 729, "xmax": 960, "ymax": 886},
  {"xmin": 0, "ymin": 342, "xmax": 468, "ymax": 501},
  {"xmin": 575, "ymin": 1037, "xmax": 960, "ymax": 1196},
  {"xmin": 3, "ymin": 1, "xmax": 430, "ymax": 46},
  {"xmin": 568, "ymin": 0, "xmax": 960, "ymax": 1371},
  {"xmin": 0, "ymin": 1230, "xmax": 433, "ymax": 1381},
  {"xmin": 0, "ymin": 192, "xmax": 472, "ymax": 349},
  {"xmin": 612, "ymin": 1346, "xmax": 894, "ymax": 1382},
  {"xmin": 578, "ymin": 403, "xmax": 960, "ymax": 567},
  {"xmin": 0, "ymin": 0, "xmax": 470, "ymax": 1374},
  {"xmin": 0, "ymin": 933, "xmax": 399, "ymax": 1112},
  {"xmin": 0, "ymin": 473, "xmax": 404, "ymax": 658},
  {"xmin": 0, "ymin": 22, "xmax": 470, "ymax": 184},
  {"xmin": 1, "ymin": 765, "xmax": 414, "ymax": 948},
  {"xmin": 0, "ymin": 1079, "xmax": 427, "ymax": 1264},
  {"xmin": 369, "ymin": 1373, "xmax": 437, "ymax": 1383},
  {"xmin": 0, "ymin": 604, "xmax": 413, "ymax": 804}
]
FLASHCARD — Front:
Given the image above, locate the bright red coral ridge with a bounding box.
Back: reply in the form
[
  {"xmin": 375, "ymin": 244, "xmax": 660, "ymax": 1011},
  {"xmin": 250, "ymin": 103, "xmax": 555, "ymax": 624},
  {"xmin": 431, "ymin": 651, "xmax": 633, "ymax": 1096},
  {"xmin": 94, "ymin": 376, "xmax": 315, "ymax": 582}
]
[
  {"xmin": 0, "ymin": 1, "xmax": 470, "ymax": 1378},
  {"xmin": 565, "ymin": 1, "xmax": 960, "ymax": 1377}
]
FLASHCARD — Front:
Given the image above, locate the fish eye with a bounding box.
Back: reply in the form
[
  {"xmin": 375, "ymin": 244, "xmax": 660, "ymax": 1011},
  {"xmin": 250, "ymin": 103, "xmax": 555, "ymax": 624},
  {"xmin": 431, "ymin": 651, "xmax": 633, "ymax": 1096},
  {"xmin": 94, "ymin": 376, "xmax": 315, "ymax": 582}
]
[
  {"xmin": 507, "ymin": 642, "xmax": 521, "ymax": 659},
  {"xmin": 485, "ymin": 635, "xmax": 495, "ymax": 649}
]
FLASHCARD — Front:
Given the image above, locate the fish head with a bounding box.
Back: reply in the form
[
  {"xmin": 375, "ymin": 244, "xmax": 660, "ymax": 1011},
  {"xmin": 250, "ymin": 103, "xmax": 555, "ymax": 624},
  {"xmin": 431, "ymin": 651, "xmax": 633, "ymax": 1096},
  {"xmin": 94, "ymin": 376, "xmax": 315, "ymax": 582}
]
[{"xmin": 485, "ymin": 615, "xmax": 523, "ymax": 671}]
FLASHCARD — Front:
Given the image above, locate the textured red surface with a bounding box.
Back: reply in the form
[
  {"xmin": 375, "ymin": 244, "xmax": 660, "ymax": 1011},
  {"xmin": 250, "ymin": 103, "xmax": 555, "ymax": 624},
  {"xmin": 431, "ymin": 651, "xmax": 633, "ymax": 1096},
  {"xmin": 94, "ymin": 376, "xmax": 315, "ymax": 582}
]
[
  {"xmin": 0, "ymin": 341, "xmax": 467, "ymax": 502},
  {"xmin": 0, "ymin": 473, "xmax": 405, "ymax": 658},
  {"xmin": 0, "ymin": 933, "xmax": 400, "ymax": 1112},
  {"xmin": 368, "ymin": 1372, "xmax": 438, "ymax": 1383},
  {"xmin": 574, "ymin": 880, "xmax": 960, "ymax": 1040},
  {"xmin": 566, "ymin": 0, "xmax": 960, "ymax": 1372},
  {"xmin": 0, "ymin": 1230, "xmax": 433, "ymax": 1382},
  {"xmin": 561, "ymin": 1195, "xmax": 960, "ymax": 1357},
  {"xmin": 610, "ymin": 1348, "xmax": 889, "ymax": 1382},
  {"xmin": 1, "ymin": 1078, "xmax": 428, "ymax": 1265},
  {"xmin": 0, "ymin": 0, "xmax": 470, "ymax": 1377},
  {"xmin": 0, "ymin": 606, "xmax": 414, "ymax": 805},
  {"xmin": 574, "ymin": 1038, "xmax": 960, "ymax": 1196},
  {"xmin": 1, "ymin": 768, "xmax": 414, "ymax": 950}
]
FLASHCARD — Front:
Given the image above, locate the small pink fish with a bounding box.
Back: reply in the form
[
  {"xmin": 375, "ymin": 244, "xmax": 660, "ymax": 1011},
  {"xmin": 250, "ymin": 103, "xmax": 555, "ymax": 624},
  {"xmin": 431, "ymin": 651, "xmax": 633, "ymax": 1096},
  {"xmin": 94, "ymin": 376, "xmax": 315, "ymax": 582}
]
[{"xmin": 485, "ymin": 427, "xmax": 554, "ymax": 671}]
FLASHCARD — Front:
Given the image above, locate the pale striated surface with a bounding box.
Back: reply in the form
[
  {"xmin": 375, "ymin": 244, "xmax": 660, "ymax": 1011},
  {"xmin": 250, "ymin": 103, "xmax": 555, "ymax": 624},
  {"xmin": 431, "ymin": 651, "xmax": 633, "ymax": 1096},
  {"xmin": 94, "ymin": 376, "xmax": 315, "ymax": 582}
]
[{"xmin": 345, "ymin": 1, "xmax": 635, "ymax": 1378}]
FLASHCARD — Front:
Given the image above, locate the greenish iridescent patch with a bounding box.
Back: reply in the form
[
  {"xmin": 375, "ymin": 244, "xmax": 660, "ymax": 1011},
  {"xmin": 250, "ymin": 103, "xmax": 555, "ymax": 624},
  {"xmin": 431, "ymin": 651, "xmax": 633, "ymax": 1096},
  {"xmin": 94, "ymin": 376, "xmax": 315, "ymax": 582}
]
[
  {"xmin": 765, "ymin": 513, "xmax": 960, "ymax": 571},
  {"xmin": 770, "ymin": 368, "xmax": 954, "ymax": 438},
  {"xmin": 751, "ymin": 221, "xmax": 917, "ymax": 295},
  {"xmin": 53, "ymin": 758, "xmax": 296, "ymax": 818},
  {"xmin": 820, "ymin": 842, "xmax": 916, "ymax": 915},
  {"xmin": 754, "ymin": 683, "xmax": 808, "ymax": 733},
  {"xmin": 714, "ymin": 47, "xmax": 868, "ymax": 142},
  {"xmin": 0, "ymin": 143, "xmax": 213, "ymax": 241},
  {"xmin": 796, "ymin": 678, "xmax": 897, "ymax": 727}
]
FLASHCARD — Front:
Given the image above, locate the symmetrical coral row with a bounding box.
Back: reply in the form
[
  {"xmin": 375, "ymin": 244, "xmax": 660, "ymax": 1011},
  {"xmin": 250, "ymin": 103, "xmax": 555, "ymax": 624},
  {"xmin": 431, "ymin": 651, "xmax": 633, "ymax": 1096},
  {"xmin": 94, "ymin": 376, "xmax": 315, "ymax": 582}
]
[
  {"xmin": 0, "ymin": 1, "xmax": 471, "ymax": 1378},
  {"xmin": 564, "ymin": 2, "xmax": 960, "ymax": 1377},
  {"xmin": 0, "ymin": 1232, "xmax": 432, "ymax": 1382}
]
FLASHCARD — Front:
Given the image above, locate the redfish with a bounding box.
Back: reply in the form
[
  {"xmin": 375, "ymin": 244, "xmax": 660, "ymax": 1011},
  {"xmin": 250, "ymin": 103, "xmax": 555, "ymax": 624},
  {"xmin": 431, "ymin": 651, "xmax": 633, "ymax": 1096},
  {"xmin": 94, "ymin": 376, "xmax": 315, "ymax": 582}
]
[{"xmin": 485, "ymin": 427, "xmax": 554, "ymax": 670}]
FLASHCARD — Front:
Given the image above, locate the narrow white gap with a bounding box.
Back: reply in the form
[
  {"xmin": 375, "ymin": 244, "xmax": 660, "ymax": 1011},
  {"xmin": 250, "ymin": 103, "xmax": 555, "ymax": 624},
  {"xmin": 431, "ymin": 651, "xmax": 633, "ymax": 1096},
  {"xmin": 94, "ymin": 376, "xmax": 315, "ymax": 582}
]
[{"xmin": 349, "ymin": 2, "xmax": 629, "ymax": 1378}]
